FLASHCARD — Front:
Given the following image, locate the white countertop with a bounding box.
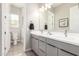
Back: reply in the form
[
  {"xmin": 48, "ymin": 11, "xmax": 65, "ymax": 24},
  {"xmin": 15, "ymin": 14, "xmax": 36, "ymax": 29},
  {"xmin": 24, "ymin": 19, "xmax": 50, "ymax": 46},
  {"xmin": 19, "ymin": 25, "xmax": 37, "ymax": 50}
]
[{"xmin": 31, "ymin": 31, "xmax": 79, "ymax": 46}]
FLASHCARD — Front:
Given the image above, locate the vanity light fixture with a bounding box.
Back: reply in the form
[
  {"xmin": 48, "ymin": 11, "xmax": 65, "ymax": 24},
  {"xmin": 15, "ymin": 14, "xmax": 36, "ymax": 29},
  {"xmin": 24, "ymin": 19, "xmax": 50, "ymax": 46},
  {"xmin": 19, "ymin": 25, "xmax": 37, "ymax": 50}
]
[
  {"xmin": 40, "ymin": 3, "xmax": 52, "ymax": 12},
  {"xmin": 39, "ymin": 6, "xmax": 44, "ymax": 12},
  {"xmin": 33, "ymin": 10, "xmax": 39, "ymax": 18},
  {"xmin": 45, "ymin": 3, "xmax": 52, "ymax": 9},
  {"xmin": 44, "ymin": 7, "xmax": 47, "ymax": 10}
]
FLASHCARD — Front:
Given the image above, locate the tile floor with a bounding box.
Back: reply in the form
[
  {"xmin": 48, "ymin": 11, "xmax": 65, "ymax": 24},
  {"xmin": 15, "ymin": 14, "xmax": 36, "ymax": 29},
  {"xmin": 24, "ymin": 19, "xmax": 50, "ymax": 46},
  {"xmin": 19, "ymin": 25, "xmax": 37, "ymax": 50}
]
[
  {"xmin": 7, "ymin": 42, "xmax": 36, "ymax": 56},
  {"xmin": 7, "ymin": 42, "xmax": 26, "ymax": 56}
]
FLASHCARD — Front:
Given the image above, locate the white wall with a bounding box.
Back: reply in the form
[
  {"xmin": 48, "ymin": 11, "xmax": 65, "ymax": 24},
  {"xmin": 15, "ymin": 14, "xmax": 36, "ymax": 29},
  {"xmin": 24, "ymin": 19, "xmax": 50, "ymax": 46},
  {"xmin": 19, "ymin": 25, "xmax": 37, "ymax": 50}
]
[
  {"xmin": 0, "ymin": 4, "xmax": 2, "ymax": 56},
  {"xmin": 21, "ymin": 4, "xmax": 29, "ymax": 51},
  {"xmin": 27, "ymin": 4, "xmax": 40, "ymax": 31},
  {"xmin": 2, "ymin": 3, "xmax": 10, "ymax": 55},
  {"xmin": 47, "ymin": 11, "xmax": 54, "ymax": 31},
  {"xmin": 23, "ymin": 4, "xmax": 40, "ymax": 51},
  {"xmin": 39, "ymin": 11, "xmax": 46, "ymax": 30},
  {"xmin": 54, "ymin": 3, "xmax": 77, "ymax": 32}
]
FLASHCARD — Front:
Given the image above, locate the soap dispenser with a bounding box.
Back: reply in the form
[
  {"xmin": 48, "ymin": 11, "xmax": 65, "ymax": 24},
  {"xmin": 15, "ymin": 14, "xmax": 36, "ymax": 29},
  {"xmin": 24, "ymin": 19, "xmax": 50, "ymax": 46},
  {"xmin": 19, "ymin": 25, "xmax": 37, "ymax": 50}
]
[
  {"xmin": 29, "ymin": 21, "xmax": 34, "ymax": 30},
  {"xmin": 44, "ymin": 24, "xmax": 48, "ymax": 30}
]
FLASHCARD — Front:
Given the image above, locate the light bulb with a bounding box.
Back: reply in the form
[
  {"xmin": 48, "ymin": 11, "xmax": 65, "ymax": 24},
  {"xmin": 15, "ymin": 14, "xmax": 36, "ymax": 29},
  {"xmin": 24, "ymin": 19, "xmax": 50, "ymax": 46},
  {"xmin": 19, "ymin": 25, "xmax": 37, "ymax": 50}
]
[
  {"xmin": 44, "ymin": 7, "xmax": 47, "ymax": 10},
  {"xmin": 45, "ymin": 3, "xmax": 52, "ymax": 9}
]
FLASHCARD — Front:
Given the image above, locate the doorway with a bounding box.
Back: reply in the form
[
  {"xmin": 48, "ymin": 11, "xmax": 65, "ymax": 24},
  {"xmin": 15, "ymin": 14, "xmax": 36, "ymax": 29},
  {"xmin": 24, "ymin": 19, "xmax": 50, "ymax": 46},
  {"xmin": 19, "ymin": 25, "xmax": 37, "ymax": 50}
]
[{"xmin": 7, "ymin": 5, "xmax": 25, "ymax": 56}]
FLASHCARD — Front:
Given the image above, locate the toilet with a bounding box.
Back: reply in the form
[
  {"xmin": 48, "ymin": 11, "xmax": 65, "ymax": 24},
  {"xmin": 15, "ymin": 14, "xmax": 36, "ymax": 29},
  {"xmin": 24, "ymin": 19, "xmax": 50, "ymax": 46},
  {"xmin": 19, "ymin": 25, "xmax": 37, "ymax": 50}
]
[{"xmin": 12, "ymin": 32, "xmax": 18, "ymax": 45}]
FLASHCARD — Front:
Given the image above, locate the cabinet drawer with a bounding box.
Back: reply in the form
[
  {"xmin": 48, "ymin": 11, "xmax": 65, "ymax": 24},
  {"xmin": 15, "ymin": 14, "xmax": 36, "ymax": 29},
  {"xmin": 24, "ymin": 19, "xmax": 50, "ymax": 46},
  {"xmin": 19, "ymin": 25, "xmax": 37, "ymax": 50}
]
[
  {"xmin": 38, "ymin": 48, "xmax": 46, "ymax": 56},
  {"xmin": 47, "ymin": 39, "xmax": 58, "ymax": 47},
  {"xmin": 39, "ymin": 40, "xmax": 46, "ymax": 52},
  {"xmin": 31, "ymin": 34, "xmax": 39, "ymax": 39},
  {"xmin": 39, "ymin": 36, "xmax": 46, "ymax": 42},
  {"xmin": 54, "ymin": 40, "xmax": 79, "ymax": 55},
  {"xmin": 58, "ymin": 49, "xmax": 74, "ymax": 56},
  {"xmin": 55, "ymin": 41, "xmax": 78, "ymax": 56}
]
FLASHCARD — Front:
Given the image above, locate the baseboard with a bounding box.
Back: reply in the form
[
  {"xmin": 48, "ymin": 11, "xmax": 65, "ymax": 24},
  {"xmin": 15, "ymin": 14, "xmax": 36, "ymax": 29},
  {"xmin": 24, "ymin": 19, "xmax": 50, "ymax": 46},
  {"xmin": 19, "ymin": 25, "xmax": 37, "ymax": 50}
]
[{"xmin": 25, "ymin": 48, "xmax": 32, "ymax": 52}]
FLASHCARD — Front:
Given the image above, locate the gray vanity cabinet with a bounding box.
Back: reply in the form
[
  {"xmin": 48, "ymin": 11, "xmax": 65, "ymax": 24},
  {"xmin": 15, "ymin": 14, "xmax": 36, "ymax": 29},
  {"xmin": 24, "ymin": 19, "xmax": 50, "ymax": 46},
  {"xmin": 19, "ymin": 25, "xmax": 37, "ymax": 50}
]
[
  {"xmin": 47, "ymin": 44, "xmax": 57, "ymax": 56},
  {"xmin": 58, "ymin": 49, "xmax": 74, "ymax": 56},
  {"xmin": 38, "ymin": 40, "xmax": 47, "ymax": 56},
  {"xmin": 31, "ymin": 34, "xmax": 78, "ymax": 56},
  {"xmin": 32, "ymin": 38, "xmax": 39, "ymax": 54}
]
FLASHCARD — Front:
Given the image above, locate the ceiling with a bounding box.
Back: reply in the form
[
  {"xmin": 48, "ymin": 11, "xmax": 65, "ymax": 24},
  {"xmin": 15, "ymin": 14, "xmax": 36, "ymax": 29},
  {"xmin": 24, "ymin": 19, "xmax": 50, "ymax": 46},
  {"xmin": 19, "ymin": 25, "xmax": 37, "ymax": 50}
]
[
  {"xmin": 52, "ymin": 3, "xmax": 62, "ymax": 7},
  {"xmin": 11, "ymin": 3, "xmax": 63, "ymax": 8},
  {"xmin": 11, "ymin": 3, "xmax": 26, "ymax": 8}
]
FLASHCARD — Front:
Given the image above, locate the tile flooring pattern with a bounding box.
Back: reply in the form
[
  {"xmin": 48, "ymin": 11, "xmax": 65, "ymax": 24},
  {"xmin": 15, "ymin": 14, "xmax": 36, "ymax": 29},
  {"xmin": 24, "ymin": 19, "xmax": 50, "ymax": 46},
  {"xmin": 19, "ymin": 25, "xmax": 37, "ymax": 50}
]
[
  {"xmin": 7, "ymin": 43, "xmax": 36, "ymax": 56},
  {"xmin": 7, "ymin": 43, "xmax": 26, "ymax": 56}
]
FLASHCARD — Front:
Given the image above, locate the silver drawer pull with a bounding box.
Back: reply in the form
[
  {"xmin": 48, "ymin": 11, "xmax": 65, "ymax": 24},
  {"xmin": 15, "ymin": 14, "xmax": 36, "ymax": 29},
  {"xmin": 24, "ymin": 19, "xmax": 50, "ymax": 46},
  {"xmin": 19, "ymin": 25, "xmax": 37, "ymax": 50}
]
[{"xmin": 47, "ymin": 43, "xmax": 56, "ymax": 48}]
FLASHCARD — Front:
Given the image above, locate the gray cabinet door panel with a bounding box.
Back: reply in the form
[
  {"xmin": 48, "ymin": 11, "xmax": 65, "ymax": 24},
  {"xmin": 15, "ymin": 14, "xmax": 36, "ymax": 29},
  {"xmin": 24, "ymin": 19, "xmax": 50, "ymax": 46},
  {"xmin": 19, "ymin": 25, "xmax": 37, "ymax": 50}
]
[
  {"xmin": 39, "ymin": 36, "xmax": 46, "ymax": 42},
  {"xmin": 32, "ymin": 38, "xmax": 39, "ymax": 54},
  {"xmin": 47, "ymin": 44, "xmax": 57, "ymax": 56},
  {"xmin": 39, "ymin": 40, "xmax": 46, "ymax": 52},
  {"xmin": 58, "ymin": 49, "xmax": 74, "ymax": 56},
  {"xmin": 38, "ymin": 49, "xmax": 46, "ymax": 56},
  {"xmin": 38, "ymin": 40, "xmax": 46, "ymax": 56},
  {"xmin": 47, "ymin": 39, "xmax": 59, "ymax": 47}
]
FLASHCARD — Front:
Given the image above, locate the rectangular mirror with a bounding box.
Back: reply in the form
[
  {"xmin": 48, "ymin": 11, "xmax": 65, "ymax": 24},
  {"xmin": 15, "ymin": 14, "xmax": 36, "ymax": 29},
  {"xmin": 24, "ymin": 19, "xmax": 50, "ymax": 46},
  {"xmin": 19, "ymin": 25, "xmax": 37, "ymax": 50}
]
[
  {"xmin": 39, "ymin": 10, "xmax": 55, "ymax": 31},
  {"xmin": 29, "ymin": 3, "xmax": 79, "ymax": 33}
]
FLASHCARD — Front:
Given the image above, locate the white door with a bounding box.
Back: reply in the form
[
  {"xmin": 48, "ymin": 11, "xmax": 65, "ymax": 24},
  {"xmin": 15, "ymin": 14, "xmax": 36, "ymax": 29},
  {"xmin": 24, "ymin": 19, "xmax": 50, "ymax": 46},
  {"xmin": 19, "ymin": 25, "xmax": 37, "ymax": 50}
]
[{"xmin": 70, "ymin": 5, "xmax": 79, "ymax": 33}]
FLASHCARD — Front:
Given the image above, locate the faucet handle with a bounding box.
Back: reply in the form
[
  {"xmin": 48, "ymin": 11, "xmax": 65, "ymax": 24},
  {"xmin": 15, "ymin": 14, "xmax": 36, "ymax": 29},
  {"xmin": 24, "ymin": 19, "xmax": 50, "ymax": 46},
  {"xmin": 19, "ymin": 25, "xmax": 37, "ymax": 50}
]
[{"xmin": 64, "ymin": 30, "xmax": 67, "ymax": 37}]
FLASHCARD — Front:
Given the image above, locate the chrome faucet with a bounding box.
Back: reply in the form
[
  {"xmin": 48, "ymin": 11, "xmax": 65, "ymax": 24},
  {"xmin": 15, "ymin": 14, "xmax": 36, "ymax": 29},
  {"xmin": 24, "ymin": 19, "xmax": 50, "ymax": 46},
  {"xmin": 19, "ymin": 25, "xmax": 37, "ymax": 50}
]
[
  {"xmin": 40, "ymin": 30, "xmax": 43, "ymax": 33},
  {"xmin": 64, "ymin": 30, "xmax": 67, "ymax": 37},
  {"xmin": 48, "ymin": 31, "xmax": 52, "ymax": 35}
]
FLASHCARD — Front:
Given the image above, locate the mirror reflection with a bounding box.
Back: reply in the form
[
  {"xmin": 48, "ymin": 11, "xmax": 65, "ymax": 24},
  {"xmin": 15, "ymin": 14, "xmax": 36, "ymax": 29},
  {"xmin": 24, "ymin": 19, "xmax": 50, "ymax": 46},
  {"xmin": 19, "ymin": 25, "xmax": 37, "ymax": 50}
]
[{"xmin": 29, "ymin": 3, "xmax": 79, "ymax": 33}]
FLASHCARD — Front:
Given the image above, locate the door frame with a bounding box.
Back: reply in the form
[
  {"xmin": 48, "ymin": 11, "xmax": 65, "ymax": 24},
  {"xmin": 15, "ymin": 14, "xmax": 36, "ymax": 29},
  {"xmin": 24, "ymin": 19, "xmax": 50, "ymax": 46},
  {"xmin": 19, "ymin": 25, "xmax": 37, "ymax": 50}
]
[{"xmin": 2, "ymin": 4, "xmax": 27, "ymax": 56}]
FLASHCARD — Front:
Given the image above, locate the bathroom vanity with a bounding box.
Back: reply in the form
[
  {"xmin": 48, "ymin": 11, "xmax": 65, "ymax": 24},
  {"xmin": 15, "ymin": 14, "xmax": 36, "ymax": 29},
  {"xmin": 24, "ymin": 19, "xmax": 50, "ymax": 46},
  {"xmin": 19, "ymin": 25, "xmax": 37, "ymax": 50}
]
[
  {"xmin": 31, "ymin": 31, "xmax": 79, "ymax": 56},
  {"xmin": 30, "ymin": 5, "xmax": 79, "ymax": 56}
]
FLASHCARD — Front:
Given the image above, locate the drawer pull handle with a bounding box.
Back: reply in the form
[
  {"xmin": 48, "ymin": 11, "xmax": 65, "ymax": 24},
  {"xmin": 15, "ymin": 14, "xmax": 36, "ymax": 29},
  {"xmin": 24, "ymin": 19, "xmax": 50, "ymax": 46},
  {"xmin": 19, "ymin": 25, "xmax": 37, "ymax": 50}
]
[{"xmin": 47, "ymin": 43, "xmax": 56, "ymax": 48}]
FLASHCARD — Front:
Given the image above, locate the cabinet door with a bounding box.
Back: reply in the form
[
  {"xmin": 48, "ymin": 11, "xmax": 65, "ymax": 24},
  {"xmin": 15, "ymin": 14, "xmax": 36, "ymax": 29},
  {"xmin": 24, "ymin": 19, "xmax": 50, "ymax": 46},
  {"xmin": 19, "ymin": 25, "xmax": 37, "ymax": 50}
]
[
  {"xmin": 58, "ymin": 49, "xmax": 74, "ymax": 56},
  {"xmin": 38, "ymin": 40, "xmax": 46, "ymax": 56},
  {"xmin": 32, "ymin": 38, "xmax": 39, "ymax": 54},
  {"xmin": 47, "ymin": 44, "xmax": 57, "ymax": 56}
]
